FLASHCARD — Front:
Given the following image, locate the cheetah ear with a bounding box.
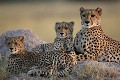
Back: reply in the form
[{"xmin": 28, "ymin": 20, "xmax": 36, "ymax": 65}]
[
  {"xmin": 18, "ymin": 36, "xmax": 24, "ymax": 42},
  {"xmin": 80, "ymin": 7, "xmax": 85, "ymax": 14},
  {"xmin": 55, "ymin": 22, "xmax": 59, "ymax": 27},
  {"xmin": 95, "ymin": 7, "xmax": 102, "ymax": 16},
  {"xmin": 70, "ymin": 21, "xmax": 74, "ymax": 27}
]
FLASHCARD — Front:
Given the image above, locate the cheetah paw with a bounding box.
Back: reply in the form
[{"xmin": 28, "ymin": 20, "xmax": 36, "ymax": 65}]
[
  {"xmin": 39, "ymin": 71, "xmax": 51, "ymax": 78},
  {"xmin": 57, "ymin": 71, "xmax": 66, "ymax": 78},
  {"xmin": 27, "ymin": 69, "xmax": 38, "ymax": 77}
]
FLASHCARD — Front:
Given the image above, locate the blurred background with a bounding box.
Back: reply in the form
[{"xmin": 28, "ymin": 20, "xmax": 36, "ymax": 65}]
[{"xmin": 0, "ymin": 0, "xmax": 120, "ymax": 43}]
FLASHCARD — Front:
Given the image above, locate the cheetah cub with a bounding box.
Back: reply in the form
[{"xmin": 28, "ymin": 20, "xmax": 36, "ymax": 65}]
[
  {"xmin": 5, "ymin": 36, "xmax": 38, "ymax": 79},
  {"xmin": 32, "ymin": 21, "xmax": 75, "ymax": 53},
  {"xmin": 5, "ymin": 36, "xmax": 77, "ymax": 78},
  {"xmin": 74, "ymin": 7, "xmax": 120, "ymax": 63}
]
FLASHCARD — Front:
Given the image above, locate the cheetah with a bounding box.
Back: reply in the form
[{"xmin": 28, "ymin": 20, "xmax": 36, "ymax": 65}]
[
  {"xmin": 32, "ymin": 21, "xmax": 75, "ymax": 53},
  {"xmin": 5, "ymin": 36, "xmax": 77, "ymax": 79},
  {"xmin": 74, "ymin": 7, "xmax": 120, "ymax": 63}
]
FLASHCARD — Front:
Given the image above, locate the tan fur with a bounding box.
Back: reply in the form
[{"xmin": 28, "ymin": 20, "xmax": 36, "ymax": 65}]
[
  {"xmin": 74, "ymin": 7, "xmax": 120, "ymax": 64},
  {"xmin": 32, "ymin": 21, "xmax": 75, "ymax": 53},
  {"xmin": 5, "ymin": 36, "xmax": 77, "ymax": 78},
  {"xmin": 5, "ymin": 36, "xmax": 24, "ymax": 54}
]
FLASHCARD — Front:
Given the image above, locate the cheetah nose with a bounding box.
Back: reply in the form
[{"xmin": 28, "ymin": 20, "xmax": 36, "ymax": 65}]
[
  {"xmin": 60, "ymin": 33, "xmax": 64, "ymax": 35},
  {"xmin": 85, "ymin": 21, "xmax": 90, "ymax": 24},
  {"xmin": 10, "ymin": 48, "xmax": 13, "ymax": 50}
]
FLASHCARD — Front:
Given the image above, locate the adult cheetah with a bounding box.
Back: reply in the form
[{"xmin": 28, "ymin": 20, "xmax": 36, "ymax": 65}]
[{"xmin": 74, "ymin": 7, "xmax": 120, "ymax": 63}]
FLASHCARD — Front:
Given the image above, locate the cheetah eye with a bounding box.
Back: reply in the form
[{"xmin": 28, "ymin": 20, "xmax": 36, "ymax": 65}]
[
  {"xmin": 82, "ymin": 15, "xmax": 85, "ymax": 17},
  {"xmin": 15, "ymin": 42, "xmax": 18, "ymax": 45},
  {"xmin": 91, "ymin": 15, "xmax": 95, "ymax": 17},
  {"xmin": 7, "ymin": 42, "xmax": 10, "ymax": 45}
]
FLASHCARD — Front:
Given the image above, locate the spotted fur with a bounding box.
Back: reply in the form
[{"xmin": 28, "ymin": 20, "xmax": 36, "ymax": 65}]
[
  {"xmin": 74, "ymin": 7, "xmax": 120, "ymax": 63},
  {"xmin": 5, "ymin": 36, "xmax": 77, "ymax": 78},
  {"xmin": 32, "ymin": 21, "xmax": 74, "ymax": 53}
]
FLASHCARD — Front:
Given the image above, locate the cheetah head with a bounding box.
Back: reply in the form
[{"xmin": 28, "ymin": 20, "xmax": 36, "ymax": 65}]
[
  {"xmin": 80, "ymin": 7, "xmax": 102, "ymax": 28},
  {"xmin": 55, "ymin": 21, "xmax": 74, "ymax": 38},
  {"xmin": 5, "ymin": 36, "xmax": 24, "ymax": 54}
]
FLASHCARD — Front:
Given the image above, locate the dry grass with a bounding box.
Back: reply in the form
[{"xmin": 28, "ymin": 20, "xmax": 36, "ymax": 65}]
[
  {"xmin": 0, "ymin": 56, "xmax": 8, "ymax": 80},
  {"xmin": 75, "ymin": 62, "xmax": 120, "ymax": 80}
]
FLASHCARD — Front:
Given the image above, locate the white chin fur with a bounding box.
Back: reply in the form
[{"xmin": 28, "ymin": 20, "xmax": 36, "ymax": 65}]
[
  {"xmin": 10, "ymin": 51, "xmax": 19, "ymax": 54},
  {"xmin": 82, "ymin": 25, "xmax": 94, "ymax": 28},
  {"xmin": 82, "ymin": 24, "xmax": 100, "ymax": 29},
  {"xmin": 58, "ymin": 37, "xmax": 67, "ymax": 39},
  {"xmin": 57, "ymin": 36, "xmax": 67, "ymax": 39}
]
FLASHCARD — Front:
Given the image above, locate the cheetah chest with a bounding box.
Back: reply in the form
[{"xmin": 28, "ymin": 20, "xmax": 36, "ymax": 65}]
[{"xmin": 74, "ymin": 29, "xmax": 96, "ymax": 54}]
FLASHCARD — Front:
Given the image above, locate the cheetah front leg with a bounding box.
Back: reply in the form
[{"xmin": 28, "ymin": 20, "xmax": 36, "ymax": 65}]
[
  {"xmin": 77, "ymin": 49, "xmax": 100, "ymax": 61},
  {"xmin": 27, "ymin": 66, "xmax": 54, "ymax": 78}
]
